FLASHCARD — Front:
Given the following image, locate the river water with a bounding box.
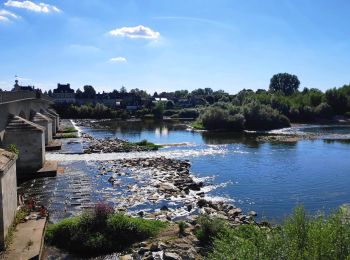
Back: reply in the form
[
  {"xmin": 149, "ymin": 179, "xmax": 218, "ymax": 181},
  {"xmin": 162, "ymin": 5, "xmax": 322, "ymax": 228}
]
[{"xmin": 20, "ymin": 120, "xmax": 350, "ymax": 223}]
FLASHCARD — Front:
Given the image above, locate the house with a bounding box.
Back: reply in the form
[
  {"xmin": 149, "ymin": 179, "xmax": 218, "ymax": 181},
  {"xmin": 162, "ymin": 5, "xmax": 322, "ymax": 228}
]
[{"xmin": 52, "ymin": 83, "xmax": 76, "ymax": 104}]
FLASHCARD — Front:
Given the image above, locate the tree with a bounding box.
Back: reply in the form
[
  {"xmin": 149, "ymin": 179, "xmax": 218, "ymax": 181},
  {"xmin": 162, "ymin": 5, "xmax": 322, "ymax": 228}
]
[
  {"xmin": 48, "ymin": 89, "xmax": 53, "ymax": 96},
  {"xmin": 120, "ymin": 86, "xmax": 127, "ymax": 93},
  {"xmin": 83, "ymin": 85, "xmax": 96, "ymax": 99},
  {"xmin": 325, "ymin": 88, "xmax": 348, "ymax": 114},
  {"xmin": 269, "ymin": 73, "xmax": 300, "ymax": 95},
  {"xmin": 76, "ymin": 88, "xmax": 83, "ymax": 98}
]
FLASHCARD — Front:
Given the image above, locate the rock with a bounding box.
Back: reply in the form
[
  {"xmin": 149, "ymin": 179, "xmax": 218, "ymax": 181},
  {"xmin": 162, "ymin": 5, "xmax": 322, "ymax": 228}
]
[
  {"xmin": 120, "ymin": 254, "xmax": 133, "ymax": 260},
  {"xmin": 150, "ymin": 242, "xmax": 160, "ymax": 251},
  {"xmin": 228, "ymin": 208, "xmax": 242, "ymax": 217},
  {"xmin": 186, "ymin": 204, "xmax": 193, "ymax": 212},
  {"xmin": 138, "ymin": 247, "xmax": 149, "ymax": 254},
  {"xmin": 152, "ymin": 250, "xmax": 164, "ymax": 260},
  {"xmin": 160, "ymin": 205, "xmax": 169, "ymax": 211},
  {"xmin": 108, "ymin": 176, "xmax": 115, "ymax": 183},
  {"xmin": 216, "ymin": 213, "xmax": 229, "ymax": 220},
  {"xmin": 248, "ymin": 210, "xmax": 257, "ymax": 217},
  {"xmin": 164, "ymin": 252, "xmax": 182, "ymax": 260},
  {"xmin": 197, "ymin": 199, "xmax": 207, "ymax": 208}
]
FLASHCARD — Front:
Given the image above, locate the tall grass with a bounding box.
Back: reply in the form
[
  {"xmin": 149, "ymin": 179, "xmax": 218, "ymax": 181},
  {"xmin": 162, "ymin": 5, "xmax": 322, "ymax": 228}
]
[{"xmin": 197, "ymin": 206, "xmax": 350, "ymax": 260}]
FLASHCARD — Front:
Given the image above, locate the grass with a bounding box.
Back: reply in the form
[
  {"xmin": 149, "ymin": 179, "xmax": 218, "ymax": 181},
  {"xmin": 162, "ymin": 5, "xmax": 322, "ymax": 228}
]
[
  {"xmin": 58, "ymin": 127, "xmax": 78, "ymax": 133},
  {"xmin": 195, "ymin": 206, "xmax": 350, "ymax": 260},
  {"xmin": 190, "ymin": 121, "xmax": 205, "ymax": 130},
  {"xmin": 4, "ymin": 208, "xmax": 30, "ymax": 249},
  {"xmin": 45, "ymin": 203, "xmax": 167, "ymax": 256},
  {"xmin": 134, "ymin": 139, "xmax": 162, "ymax": 150},
  {"xmin": 54, "ymin": 133, "xmax": 79, "ymax": 139},
  {"xmin": 120, "ymin": 139, "xmax": 162, "ymax": 151}
]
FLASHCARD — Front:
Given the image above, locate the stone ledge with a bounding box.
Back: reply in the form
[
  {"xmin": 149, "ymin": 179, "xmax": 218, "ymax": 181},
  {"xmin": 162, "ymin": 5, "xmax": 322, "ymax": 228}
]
[{"xmin": 0, "ymin": 149, "xmax": 17, "ymax": 175}]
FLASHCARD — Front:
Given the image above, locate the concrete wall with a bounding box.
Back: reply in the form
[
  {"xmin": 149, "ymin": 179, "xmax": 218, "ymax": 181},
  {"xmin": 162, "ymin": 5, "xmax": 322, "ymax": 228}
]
[
  {"xmin": 0, "ymin": 149, "xmax": 17, "ymax": 249},
  {"xmin": 32, "ymin": 113, "xmax": 53, "ymax": 145},
  {"xmin": 0, "ymin": 98, "xmax": 51, "ymax": 142},
  {"xmin": 2, "ymin": 122, "xmax": 45, "ymax": 179}
]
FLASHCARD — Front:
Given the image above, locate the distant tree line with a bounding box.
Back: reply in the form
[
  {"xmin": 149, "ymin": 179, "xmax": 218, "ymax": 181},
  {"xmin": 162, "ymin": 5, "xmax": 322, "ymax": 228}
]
[{"xmin": 53, "ymin": 73, "xmax": 350, "ymax": 131}]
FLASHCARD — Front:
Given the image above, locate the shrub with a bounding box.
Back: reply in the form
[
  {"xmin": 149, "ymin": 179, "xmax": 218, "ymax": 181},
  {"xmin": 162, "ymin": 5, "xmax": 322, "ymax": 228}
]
[
  {"xmin": 242, "ymin": 102, "xmax": 290, "ymax": 130},
  {"xmin": 194, "ymin": 215, "xmax": 228, "ymax": 245},
  {"xmin": 207, "ymin": 206, "xmax": 350, "ymax": 260},
  {"xmin": 178, "ymin": 221, "xmax": 186, "ymax": 236},
  {"xmin": 6, "ymin": 144, "xmax": 19, "ymax": 155},
  {"xmin": 178, "ymin": 108, "xmax": 199, "ymax": 118},
  {"xmin": 46, "ymin": 203, "xmax": 167, "ymax": 256}
]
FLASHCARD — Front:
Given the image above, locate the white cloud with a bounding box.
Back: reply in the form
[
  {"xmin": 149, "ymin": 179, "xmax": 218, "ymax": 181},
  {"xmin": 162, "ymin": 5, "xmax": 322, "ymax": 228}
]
[
  {"xmin": 0, "ymin": 9, "xmax": 19, "ymax": 18},
  {"xmin": 109, "ymin": 57, "xmax": 127, "ymax": 63},
  {"xmin": 0, "ymin": 9, "xmax": 19, "ymax": 21},
  {"xmin": 4, "ymin": 0, "xmax": 60, "ymax": 13},
  {"xmin": 0, "ymin": 16, "xmax": 9, "ymax": 22},
  {"xmin": 109, "ymin": 25, "xmax": 160, "ymax": 39}
]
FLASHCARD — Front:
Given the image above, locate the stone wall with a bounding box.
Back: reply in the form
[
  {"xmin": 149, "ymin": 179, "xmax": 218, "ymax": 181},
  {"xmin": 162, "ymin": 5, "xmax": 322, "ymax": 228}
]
[
  {"xmin": 0, "ymin": 149, "xmax": 17, "ymax": 249},
  {"xmin": 2, "ymin": 116, "xmax": 45, "ymax": 179}
]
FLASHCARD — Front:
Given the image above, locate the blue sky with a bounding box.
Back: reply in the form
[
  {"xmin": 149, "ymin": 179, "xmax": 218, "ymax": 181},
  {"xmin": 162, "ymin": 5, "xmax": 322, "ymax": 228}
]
[{"xmin": 0, "ymin": 0, "xmax": 349, "ymax": 94}]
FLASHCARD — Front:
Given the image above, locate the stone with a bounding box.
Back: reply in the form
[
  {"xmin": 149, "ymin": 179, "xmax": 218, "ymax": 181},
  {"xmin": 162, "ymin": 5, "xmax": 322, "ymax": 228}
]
[
  {"xmin": 164, "ymin": 252, "xmax": 182, "ymax": 260},
  {"xmin": 248, "ymin": 210, "xmax": 257, "ymax": 217},
  {"xmin": 120, "ymin": 254, "xmax": 133, "ymax": 260},
  {"xmin": 197, "ymin": 199, "xmax": 207, "ymax": 208}
]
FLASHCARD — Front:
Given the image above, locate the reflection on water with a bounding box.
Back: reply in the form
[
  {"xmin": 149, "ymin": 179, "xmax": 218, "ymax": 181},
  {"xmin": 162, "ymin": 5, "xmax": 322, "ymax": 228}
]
[{"xmin": 22, "ymin": 120, "xmax": 350, "ymax": 223}]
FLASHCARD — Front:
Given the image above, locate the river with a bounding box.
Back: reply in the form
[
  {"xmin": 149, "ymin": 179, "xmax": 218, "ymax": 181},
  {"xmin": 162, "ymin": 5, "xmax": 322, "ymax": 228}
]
[{"xmin": 20, "ymin": 120, "xmax": 350, "ymax": 223}]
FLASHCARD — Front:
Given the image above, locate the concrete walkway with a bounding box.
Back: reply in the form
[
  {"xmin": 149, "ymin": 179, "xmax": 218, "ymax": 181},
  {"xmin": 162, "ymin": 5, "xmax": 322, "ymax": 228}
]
[{"xmin": 3, "ymin": 216, "xmax": 46, "ymax": 260}]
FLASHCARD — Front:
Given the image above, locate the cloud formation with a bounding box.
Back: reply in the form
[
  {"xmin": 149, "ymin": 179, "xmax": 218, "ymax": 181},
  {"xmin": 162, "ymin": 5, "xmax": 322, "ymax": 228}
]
[
  {"xmin": 109, "ymin": 57, "xmax": 127, "ymax": 63},
  {"xmin": 0, "ymin": 9, "xmax": 19, "ymax": 21},
  {"xmin": 4, "ymin": 0, "xmax": 60, "ymax": 13},
  {"xmin": 109, "ymin": 25, "xmax": 160, "ymax": 39}
]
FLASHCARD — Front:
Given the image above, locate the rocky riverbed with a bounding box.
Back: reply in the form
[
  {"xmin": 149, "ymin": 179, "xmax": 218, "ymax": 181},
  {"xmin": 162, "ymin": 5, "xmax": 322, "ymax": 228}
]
[
  {"xmin": 94, "ymin": 157, "xmax": 255, "ymax": 224},
  {"xmin": 82, "ymin": 133, "xmax": 159, "ymax": 153}
]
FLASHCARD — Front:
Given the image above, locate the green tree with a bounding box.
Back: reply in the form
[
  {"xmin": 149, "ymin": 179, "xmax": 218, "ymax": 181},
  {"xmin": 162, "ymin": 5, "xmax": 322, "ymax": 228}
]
[
  {"xmin": 269, "ymin": 73, "xmax": 300, "ymax": 95},
  {"xmin": 83, "ymin": 85, "xmax": 96, "ymax": 99},
  {"xmin": 325, "ymin": 88, "xmax": 348, "ymax": 114}
]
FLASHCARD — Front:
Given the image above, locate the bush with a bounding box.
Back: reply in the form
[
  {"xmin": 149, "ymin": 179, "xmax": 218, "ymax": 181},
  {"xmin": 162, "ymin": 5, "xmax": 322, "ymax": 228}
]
[
  {"xmin": 194, "ymin": 215, "xmax": 228, "ymax": 246},
  {"xmin": 178, "ymin": 108, "xmax": 199, "ymax": 118},
  {"xmin": 243, "ymin": 102, "xmax": 290, "ymax": 130},
  {"xmin": 199, "ymin": 107, "xmax": 245, "ymax": 131},
  {"xmin": 206, "ymin": 206, "xmax": 350, "ymax": 260},
  {"xmin": 46, "ymin": 203, "xmax": 167, "ymax": 256}
]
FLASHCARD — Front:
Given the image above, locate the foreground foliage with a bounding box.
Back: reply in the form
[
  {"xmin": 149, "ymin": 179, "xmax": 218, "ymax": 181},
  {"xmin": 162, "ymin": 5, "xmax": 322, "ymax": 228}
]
[
  {"xmin": 45, "ymin": 203, "xmax": 167, "ymax": 256},
  {"xmin": 195, "ymin": 206, "xmax": 350, "ymax": 260}
]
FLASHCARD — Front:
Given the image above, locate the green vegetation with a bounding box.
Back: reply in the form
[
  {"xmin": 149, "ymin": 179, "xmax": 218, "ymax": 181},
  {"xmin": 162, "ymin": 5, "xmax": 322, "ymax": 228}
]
[
  {"xmin": 58, "ymin": 127, "xmax": 77, "ymax": 133},
  {"xmin": 195, "ymin": 206, "xmax": 350, "ymax": 260},
  {"xmin": 134, "ymin": 139, "xmax": 161, "ymax": 150},
  {"xmin": 53, "ymin": 73, "xmax": 350, "ymax": 131},
  {"xmin": 5, "ymin": 208, "xmax": 30, "ymax": 249},
  {"xmin": 269, "ymin": 73, "xmax": 300, "ymax": 95},
  {"xmin": 45, "ymin": 203, "xmax": 167, "ymax": 256},
  {"xmin": 6, "ymin": 144, "xmax": 19, "ymax": 155},
  {"xmin": 54, "ymin": 133, "xmax": 79, "ymax": 139},
  {"xmin": 178, "ymin": 221, "xmax": 186, "ymax": 236}
]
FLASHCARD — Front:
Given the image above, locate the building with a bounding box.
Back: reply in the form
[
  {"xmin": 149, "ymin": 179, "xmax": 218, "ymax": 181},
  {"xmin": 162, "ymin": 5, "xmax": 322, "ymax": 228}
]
[
  {"xmin": 12, "ymin": 80, "xmax": 34, "ymax": 92},
  {"xmin": 52, "ymin": 83, "xmax": 76, "ymax": 104}
]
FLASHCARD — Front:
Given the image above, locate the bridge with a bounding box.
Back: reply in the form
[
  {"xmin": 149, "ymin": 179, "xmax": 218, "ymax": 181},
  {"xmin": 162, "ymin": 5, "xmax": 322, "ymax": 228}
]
[{"xmin": 0, "ymin": 90, "xmax": 60, "ymax": 179}]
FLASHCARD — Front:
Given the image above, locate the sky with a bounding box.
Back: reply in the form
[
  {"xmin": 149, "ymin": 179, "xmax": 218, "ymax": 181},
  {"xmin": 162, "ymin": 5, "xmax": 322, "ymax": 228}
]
[{"xmin": 0, "ymin": 0, "xmax": 350, "ymax": 94}]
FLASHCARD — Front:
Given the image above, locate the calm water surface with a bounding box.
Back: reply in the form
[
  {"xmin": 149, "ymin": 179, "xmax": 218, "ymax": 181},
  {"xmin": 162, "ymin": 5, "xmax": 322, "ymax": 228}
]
[{"xmin": 78, "ymin": 120, "xmax": 350, "ymax": 221}]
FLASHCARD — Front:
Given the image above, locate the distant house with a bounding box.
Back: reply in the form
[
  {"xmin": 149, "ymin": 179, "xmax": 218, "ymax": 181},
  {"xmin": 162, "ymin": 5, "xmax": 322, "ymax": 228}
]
[
  {"xmin": 52, "ymin": 83, "xmax": 76, "ymax": 104},
  {"xmin": 12, "ymin": 80, "xmax": 35, "ymax": 92}
]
